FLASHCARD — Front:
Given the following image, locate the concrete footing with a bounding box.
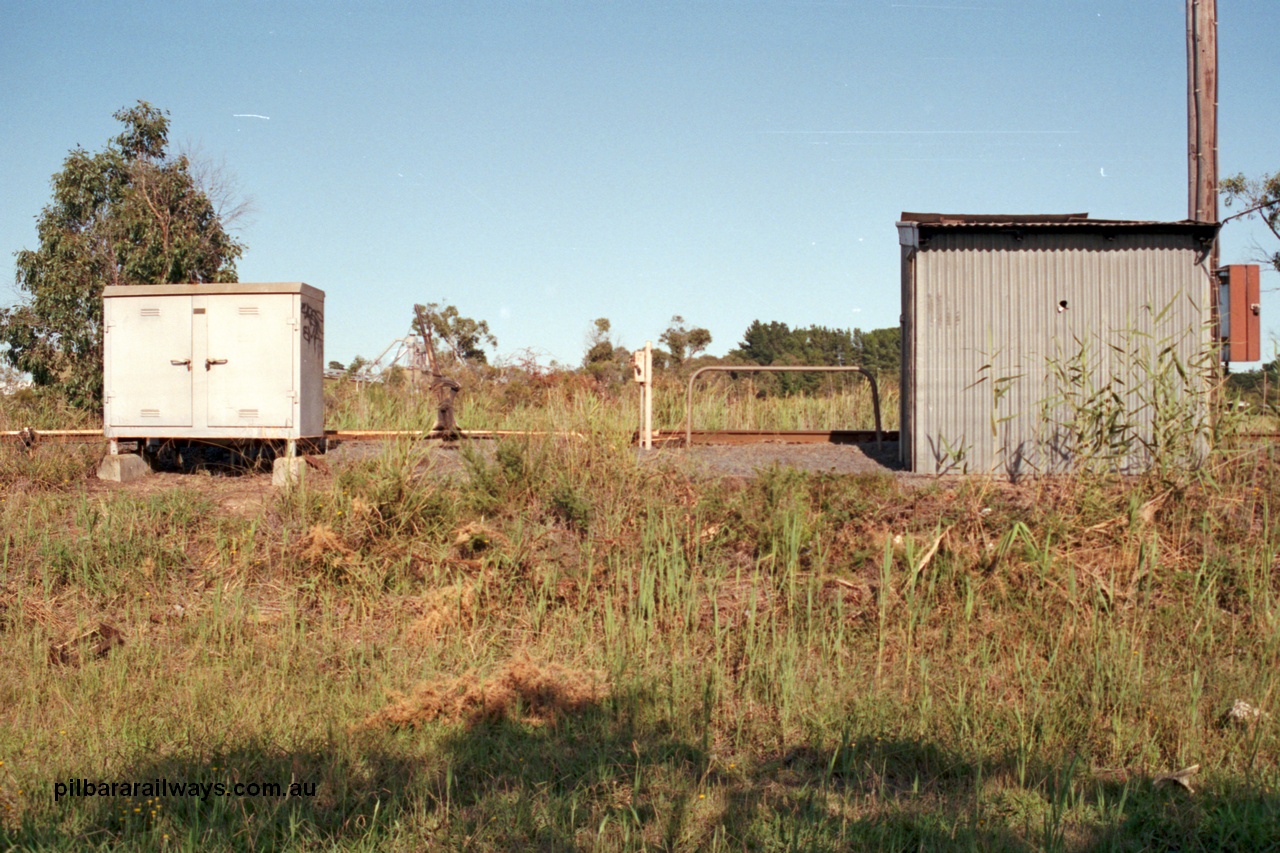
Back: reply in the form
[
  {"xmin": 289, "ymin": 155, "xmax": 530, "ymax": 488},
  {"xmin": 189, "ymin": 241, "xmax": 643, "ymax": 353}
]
[
  {"xmin": 97, "ymin": 454, "xmax": 150, "ymax": 483},
  {"xmin": 272, "ymin": 456, "xmax": 307, "ymax": 488}
]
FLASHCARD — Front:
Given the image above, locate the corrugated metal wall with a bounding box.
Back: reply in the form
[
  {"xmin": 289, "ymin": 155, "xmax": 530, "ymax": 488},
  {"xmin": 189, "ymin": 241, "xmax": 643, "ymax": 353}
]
[{"xmin": 908, "ymin": 232, "xmax": 1212, "ymax": 474}]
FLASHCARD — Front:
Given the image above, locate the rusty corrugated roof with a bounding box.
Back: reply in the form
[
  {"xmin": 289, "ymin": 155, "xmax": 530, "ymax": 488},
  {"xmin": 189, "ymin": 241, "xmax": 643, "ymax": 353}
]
[
  {"xmin": 898, "ymin": 212, "xmax": 1219, "ymax": 238},
  {"xmin": 901, "ymin": 212, "xmax": 1090, "ymax": 225}
]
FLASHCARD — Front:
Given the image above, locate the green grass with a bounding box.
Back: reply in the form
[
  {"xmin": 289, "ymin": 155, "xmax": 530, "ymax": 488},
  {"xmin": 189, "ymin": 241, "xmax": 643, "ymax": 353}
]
[
  {"xmin": 0, "ymin": 388, "xmax": 101, "ymax": 432},
  {"xmin": 1, "ymin": 379, "xmax": 1279, "ymax": 851},
  {"xmin": 323, "ymin": 368, "xmax": 897, "ymax": 435}
]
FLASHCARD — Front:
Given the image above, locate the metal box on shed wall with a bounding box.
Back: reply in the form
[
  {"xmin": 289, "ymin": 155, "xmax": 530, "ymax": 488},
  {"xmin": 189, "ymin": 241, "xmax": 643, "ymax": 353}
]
[
  {"xmin": 103, "ymin": 283, "xmax": 324, "ymax": 440},
  {"xmin": 897, "ymin": 215, "xmax": 1218, "ymax": 475}
]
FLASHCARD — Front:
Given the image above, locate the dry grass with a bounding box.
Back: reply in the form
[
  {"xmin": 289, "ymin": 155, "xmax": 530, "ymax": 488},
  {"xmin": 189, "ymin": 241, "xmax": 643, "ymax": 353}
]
[
  {"xmin": 296, "ymin": 523, "xmax": 357, "ymax": 567},
  {"xmin": 362, "ymin": 657, "xmax": 609, "ymax": 730},
  {"xmin": 402, "ymin": 582, "xmax": 477, "ymax": 642}
]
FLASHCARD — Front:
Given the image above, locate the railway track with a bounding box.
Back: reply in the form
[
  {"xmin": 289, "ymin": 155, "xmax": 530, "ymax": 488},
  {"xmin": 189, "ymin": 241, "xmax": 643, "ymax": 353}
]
[
  {"xmin": 0, "ymin": 428, "xmax": 576, "ymax": 446},
  {"xmin": 0, "ymin": 429, "xmax": 102, "ymax": 445},
  {"xmin": 2, "ymin": 427, "xmax": 897, "ymax": 448},
  {"xmin": 650, "ymin": 429, "xmax": 896, "ymax": 447},
  {"xmin": 14, "ymin": 428, "xmax": 1280, "ymax": 450}
]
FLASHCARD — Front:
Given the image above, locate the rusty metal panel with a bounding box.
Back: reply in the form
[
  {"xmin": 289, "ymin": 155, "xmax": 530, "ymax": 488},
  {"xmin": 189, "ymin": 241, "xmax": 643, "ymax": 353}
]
[
  {"xmin": 1226, "ymin": 264, "xmax": 1261, "ymax": 363},
  {"xmin": 906, "ymin": 231, "xmax": 1211, "ymax": 474},
  {"xmin": 1247, "ymin": 264, "xmax": 1261, "ymax": 362}
]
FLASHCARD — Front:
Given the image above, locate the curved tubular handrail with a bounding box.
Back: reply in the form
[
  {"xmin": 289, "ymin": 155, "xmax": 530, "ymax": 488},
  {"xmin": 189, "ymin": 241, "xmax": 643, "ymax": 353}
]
[{"xmin": 685, "ymin": 365, "xmax": 882, "ymax": 448}]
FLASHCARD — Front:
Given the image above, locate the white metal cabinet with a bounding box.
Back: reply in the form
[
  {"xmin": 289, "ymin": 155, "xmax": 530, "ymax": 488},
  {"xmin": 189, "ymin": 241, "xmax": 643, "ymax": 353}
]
[
  {"xmin": 105, "ymin": 295, "xmax": 195, "ymax": 427},
  {"xmin": 205, "ymin": 295, "xmax": 296, "ymax": 427},
  {"xmin": 103, "ymin": 283, "xmax": 324, "ymax": 441}
]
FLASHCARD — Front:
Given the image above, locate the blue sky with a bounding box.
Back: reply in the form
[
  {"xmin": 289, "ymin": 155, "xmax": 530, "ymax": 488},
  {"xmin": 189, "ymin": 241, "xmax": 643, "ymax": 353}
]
[{"xmin": 3, "ymin": 1, "xmax": 1278, "ymax": 367}]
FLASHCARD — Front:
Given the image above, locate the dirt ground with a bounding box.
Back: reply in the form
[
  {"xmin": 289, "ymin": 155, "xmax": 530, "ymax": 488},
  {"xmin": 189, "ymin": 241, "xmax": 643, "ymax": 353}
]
[
  {"xmin": 645, "ymin": 440, "xmax": 910, "ymax": 479},
  {"xmin": 77, "ymin": 439, "xmax": 921, "ymax": 505},
  {"xmin": 82, "ymin": 468, "xmax": 277, "ymax": 516},
  {"xmin": 324, "ymin": 437, "xmax": 913, "ymax": 480}
]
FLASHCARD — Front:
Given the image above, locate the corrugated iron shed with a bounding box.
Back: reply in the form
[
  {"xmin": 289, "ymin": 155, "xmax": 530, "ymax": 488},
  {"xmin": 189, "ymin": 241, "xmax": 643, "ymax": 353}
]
[{"xmin": 898, "ymin": 213, "xmax": 1219, "ymax": 475}]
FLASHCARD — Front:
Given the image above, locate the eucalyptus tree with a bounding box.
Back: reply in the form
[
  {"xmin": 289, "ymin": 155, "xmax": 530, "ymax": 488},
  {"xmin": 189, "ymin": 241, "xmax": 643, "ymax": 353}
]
[
  {"xmin": 1221, "ymin": 171, "xmax": 1280, "ymax": 274},
  {"xmin": 1, "ymin": 101, "xmax": 245, "ymax": 407}
]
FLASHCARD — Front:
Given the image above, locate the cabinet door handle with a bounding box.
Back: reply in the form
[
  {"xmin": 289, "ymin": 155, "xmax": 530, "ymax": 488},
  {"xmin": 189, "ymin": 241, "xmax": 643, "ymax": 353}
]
[
  {"xmin": 170, "ymin": 359, "xmax": 192, "ymax": 371},
  {"xmin": 205, "ymin": 358, "xmax": 228, "ymax": 371}
]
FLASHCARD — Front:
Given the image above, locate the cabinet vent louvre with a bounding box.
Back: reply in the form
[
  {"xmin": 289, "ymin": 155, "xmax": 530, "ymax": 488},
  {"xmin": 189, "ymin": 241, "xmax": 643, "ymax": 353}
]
[
  {"xmin": 238, "ymin": 409, "xmax": 259, "ymax": 419},
  {"xmin": 238, "ymin": 306, "xmax": 259, "ymax": 316},
  {"xmin": 140, "ymin": 409, "xmax": 160, "ymax": 418},
  {"xmin": 141, "ymin": 308, "xmax": 160, "ymax": 317}
]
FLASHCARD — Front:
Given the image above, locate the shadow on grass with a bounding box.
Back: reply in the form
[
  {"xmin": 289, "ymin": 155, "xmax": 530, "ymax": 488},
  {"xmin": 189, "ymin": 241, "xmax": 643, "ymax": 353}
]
[
  {"xmin": 427, "ymin": 711, "xmax": 705, "ymax": 849},
  {"xmin": 1, "ymin": 686, "xmax": 706, "ymax": 851},
  {"xmin": 720, "ymin": 736, "xmax": 1280, "ymax": 852},
  {"xmin": 6, "ymin": 716, "xmax": 1278, "ymax": 851},
  {"xmin": 3, "ymin": 741, "xmax": 423, "ymax": 851},
  {"xmin": 1091, "ymin": 782, "xmax": 1280, "ymax": 853},
  {"xmin": 714, "ymin": 737, "xmax": 1017, "ymax": 851}
]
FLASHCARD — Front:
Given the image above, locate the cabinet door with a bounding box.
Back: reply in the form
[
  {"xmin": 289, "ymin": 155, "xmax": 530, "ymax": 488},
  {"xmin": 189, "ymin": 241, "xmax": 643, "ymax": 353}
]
[
  {"xmin": 105, "ymin": 296, "xmax": 194, "ymax": 427},
  {"xmin": 205, "ymin": 296, "xmax": 295, "ymax": 427}
]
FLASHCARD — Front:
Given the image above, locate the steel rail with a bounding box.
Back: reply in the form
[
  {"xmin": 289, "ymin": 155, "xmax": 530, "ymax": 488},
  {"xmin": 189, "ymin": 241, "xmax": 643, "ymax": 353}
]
[
  {"xmin": 651, "ymin": 429, "xmax": 895, "ymax": 447},
  {"xmin": 0, "ymin": 429, "xmax": 103, "ymax": 445},
  {"xmin": 685, "ymin": 365, "xmax": 883, "ymax": 449},
  {"xmin": 325, "ymin": 429, "xmax": 583, "ymax": 441},
  {"xmin": 0, "ymin": 428, "xmax": 583, "ymax": 446}
]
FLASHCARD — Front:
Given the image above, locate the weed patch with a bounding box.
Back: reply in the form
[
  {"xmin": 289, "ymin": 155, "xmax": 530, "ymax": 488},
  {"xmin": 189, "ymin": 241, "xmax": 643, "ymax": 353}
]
[{"xmin": 363, "ymin": 658, "xmax": 609, "ymax": 729}]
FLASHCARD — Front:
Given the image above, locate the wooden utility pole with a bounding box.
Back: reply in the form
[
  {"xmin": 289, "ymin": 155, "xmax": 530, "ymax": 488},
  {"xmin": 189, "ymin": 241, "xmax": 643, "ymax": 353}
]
[{"xmin": 1187, "ymin": 0, "xmax": 1218, "ymax": 250}]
